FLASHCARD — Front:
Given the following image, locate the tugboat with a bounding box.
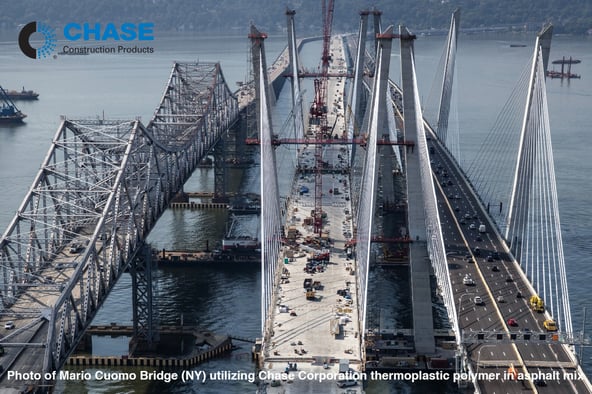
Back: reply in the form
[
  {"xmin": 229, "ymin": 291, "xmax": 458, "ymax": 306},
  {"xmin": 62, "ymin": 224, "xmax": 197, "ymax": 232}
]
[
  {"xmin": 0, "ymin": 86, "xmax": 27, "ymax": 123},
  {"xmin": 552, "ymin": 56, "xmax": 581, "ymax": 65},
  {"xmin": 5, "ymin": 87, "xmax": 39, "ymax": 100}
]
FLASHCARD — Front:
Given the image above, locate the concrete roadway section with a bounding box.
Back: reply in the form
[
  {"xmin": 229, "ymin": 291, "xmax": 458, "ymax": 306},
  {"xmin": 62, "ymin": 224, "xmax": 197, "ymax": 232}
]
[{"xmin": 261, "ymin": 36, "xmax": 364, "ymax": 394}]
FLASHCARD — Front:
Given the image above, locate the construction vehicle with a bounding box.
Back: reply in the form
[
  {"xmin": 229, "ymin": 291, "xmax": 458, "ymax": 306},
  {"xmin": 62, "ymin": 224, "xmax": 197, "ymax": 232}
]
[{"xmin": 529, "ymin": 295, "xmax": 545, "ymax": 313}]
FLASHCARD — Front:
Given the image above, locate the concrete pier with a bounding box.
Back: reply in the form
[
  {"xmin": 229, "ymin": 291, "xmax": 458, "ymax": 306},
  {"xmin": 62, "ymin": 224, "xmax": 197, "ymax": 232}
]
[{"xmin": 69, "ymin": 325, "xmax": 232, "ymax": 368}]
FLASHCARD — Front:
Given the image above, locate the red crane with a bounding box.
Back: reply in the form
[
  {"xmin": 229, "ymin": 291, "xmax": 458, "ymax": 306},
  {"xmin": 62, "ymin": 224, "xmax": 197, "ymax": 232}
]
[{"xmin": 310, "ymin": 0, "xmax": 335, "ymax": 236}]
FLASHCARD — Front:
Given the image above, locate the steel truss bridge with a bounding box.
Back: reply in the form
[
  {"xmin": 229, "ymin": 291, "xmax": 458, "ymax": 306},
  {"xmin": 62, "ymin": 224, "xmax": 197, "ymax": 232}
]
[
  {"xmin": 0, "ymin": 62, "xmax": 238, "ymax": 389},
  {"xmin": 0, "ymin": 6, "xmax": 589, "ymax": 394}
]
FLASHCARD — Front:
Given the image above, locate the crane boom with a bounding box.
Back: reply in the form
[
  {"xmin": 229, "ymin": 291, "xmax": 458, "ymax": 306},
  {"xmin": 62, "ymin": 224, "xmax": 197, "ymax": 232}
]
[{"xmin": 311, "ymin": 0, "xmax": 335, "ymax": 235}]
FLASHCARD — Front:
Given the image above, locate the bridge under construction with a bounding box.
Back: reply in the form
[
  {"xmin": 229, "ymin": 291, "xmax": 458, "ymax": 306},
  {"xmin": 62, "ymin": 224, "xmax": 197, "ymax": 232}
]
[{"xmin": 0, "ymin": 5, "xmax": 590, "ymax": 394}]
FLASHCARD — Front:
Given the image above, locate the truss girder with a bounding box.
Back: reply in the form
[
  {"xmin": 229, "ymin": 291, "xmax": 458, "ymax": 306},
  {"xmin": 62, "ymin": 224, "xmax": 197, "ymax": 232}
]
[{"xmin": 0, "ymin": 61, "xmax": 238, "ymax": 377}]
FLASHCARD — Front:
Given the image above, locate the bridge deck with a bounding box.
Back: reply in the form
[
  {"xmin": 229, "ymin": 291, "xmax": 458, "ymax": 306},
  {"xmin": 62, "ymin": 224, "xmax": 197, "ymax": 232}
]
[
  {"xmin": 427, "ymin": 122, "xmax": 591, "ymax": 393},
  {"xmin": 261, "ymin": 36, "xmax": 364, "ymax": 393}
]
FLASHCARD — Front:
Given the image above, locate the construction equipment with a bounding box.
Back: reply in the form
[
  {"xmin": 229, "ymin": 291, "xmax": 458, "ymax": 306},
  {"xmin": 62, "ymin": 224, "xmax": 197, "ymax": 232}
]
[
  {"xmin": 529, "ymin": 295, "xmax": 545, "ymax": 313},
  {"xmin": 310, "ymin": 0, "xmax": 335, "ymax": 236}
]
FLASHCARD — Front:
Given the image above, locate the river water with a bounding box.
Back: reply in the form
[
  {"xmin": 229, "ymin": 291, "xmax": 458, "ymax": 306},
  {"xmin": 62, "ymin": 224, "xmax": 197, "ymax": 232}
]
[{"xmin": 0, "ymin": 29, "xmax": 591, "ymax": 394}]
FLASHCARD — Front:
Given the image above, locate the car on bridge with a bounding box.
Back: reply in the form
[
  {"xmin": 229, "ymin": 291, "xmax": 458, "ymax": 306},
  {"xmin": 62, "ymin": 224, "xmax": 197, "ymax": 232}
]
[
  {"xmin": 4, "ymin": 321, "xmax": 15, "ymax": 330},
  {"xmin": 336, "ymin": 379, "xmax": 357, "ymax": 388},
  {"xmin": 507, "ymin": 318, "xmax": 518, "ymax": 327}
]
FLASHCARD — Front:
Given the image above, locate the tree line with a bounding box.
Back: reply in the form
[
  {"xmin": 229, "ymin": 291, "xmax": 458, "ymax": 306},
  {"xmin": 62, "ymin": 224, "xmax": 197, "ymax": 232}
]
[{"xmin": 1, "ymin": 0, "xmax": 590, "ymax": 35}]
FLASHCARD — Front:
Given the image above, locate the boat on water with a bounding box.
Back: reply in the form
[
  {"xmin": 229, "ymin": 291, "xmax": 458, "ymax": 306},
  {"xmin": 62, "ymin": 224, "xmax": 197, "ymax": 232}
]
[
  {"xmin": 6, "ymin": 88, "xmax": 39, "ymax": 100},
  {"xmin": 547, "ymin": 56, "xmax": 581, "ymax": 79},
  {"xmin": 547, "ymin": 70, "xmax": 581, "ymax": 79},
  {"xmin": 0, "ymin": 86, "xmax": 27, "ymax": 123},
  {"xmin": 552, "ymin": 57, "xmax": 581, "ymax": 65}
]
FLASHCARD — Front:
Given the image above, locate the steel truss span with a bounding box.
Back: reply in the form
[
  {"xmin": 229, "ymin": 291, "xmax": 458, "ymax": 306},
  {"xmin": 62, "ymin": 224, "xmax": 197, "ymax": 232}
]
[{"xmin": 0, "ymin": 61, "xmax": 238, "ymax": 384}]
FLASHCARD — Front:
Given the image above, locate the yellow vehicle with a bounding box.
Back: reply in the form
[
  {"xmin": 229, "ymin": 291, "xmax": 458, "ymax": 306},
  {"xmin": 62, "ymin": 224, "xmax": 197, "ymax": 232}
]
[
  {"xmin": 529, "ymin": 295, "xmax": 544, "ymax": 313},
  {"xmin": 543, "ymin": 319, "xmax": 558, "ymax": 332}
]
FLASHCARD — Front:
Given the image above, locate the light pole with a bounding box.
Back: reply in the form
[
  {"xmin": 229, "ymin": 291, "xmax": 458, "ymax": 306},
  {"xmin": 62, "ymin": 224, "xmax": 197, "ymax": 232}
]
[
  {"xmin": 456, "ymin": 291, "xmax": 475, "ymax": 388},
  {"xmin": 457, "ymin": 291, "xmax": 475, "ymax": 321},
  {"xmin": 476, "ymin": 344, "xmax": 497, "ymax": 372}
]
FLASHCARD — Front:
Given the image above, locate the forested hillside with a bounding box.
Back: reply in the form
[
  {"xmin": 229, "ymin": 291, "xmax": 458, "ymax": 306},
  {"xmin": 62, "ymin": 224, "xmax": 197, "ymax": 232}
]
[{"xmin": 1, "ymin": 0, "xmax": 590, "ymax": 35}]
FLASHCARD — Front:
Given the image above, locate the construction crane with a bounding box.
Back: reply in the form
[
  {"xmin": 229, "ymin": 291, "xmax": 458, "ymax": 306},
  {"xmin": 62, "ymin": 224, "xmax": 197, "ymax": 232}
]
[{"xmin": 310, "ymin": 0, "xmax": 335, "ymax": 236}]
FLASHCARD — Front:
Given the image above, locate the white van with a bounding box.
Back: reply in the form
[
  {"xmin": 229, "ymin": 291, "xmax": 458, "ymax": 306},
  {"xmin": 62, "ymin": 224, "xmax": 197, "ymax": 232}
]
[{"xmin": 337, "ymin": 379, "xmax": 357, "ymax": 388}]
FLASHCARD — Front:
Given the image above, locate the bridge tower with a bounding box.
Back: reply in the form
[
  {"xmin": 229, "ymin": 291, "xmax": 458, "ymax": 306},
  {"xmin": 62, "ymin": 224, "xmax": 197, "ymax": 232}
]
[
  {"xmin": 505, "ymin": 24, "xmax": 572, "ymax": 334},
  {"xmin": 356, "ymin": 25, "xmax": 395, "ymax": 337},
  {"xmin": 348, "ymin": 10, "xmax": 369, "ymax": 143},
  {"xmin": 371, "ymin": 8, "xmax": 382, "ymax": 59},
  {"xmin": 399, "ymin": 26, "xmax": 440, "ymax": 354},
  {"xmin": 435, "ymin": 8, "xmax": 460, "ymax": 149},
  {"xmin": 250, "ymin": 25, "xmax": 283, "ymax": 350},
  {"xmin": 286, "ymin": 8, "xmax": 304, "ymax": 141}
]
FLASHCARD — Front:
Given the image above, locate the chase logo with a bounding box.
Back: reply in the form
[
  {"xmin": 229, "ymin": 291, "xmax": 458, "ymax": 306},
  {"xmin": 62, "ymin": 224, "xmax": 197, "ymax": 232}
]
[
  {"xmin": 63, "ymin": 23, "xmax": 154, "ymax": 41},
  {"xmin": 18, "ymin": 21, "xmax": 57, "ymax": 59}
]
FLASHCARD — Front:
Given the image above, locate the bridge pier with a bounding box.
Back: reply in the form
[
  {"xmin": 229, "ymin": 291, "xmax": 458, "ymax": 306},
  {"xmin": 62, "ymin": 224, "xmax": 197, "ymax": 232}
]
[
  {"xmin": 76, "ymin": 331, "xmax": 93, "ymax": 353},
  {"xmin": 212, "ymin": 134, "xmax": 228, "ymax": 203},
  {"xmin": 130, "ymin": 244, "xmax": 159, "ymax": 354}
]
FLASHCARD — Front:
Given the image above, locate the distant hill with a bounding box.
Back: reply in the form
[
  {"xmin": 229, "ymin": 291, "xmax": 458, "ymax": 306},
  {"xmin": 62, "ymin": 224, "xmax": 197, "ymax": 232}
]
[{"xmin": 1, "ymin": 0, "xmax": 591, "ymax": 35}]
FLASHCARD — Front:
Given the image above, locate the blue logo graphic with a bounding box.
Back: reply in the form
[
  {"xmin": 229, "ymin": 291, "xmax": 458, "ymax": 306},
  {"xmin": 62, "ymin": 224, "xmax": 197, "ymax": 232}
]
[{"xmin": 18, "ymin": 21, "xmax": 57, "ymax": 59}]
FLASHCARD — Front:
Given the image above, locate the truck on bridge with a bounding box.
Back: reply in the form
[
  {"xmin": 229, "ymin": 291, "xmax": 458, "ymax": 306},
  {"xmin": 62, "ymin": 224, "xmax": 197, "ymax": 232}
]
[{"xmin": 530, "ymin": 295, "xmax": 545, "ymax": 313}]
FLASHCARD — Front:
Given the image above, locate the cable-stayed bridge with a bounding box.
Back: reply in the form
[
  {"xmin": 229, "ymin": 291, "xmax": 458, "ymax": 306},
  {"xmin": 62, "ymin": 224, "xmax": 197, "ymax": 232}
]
[
  {"xmin": 0, "ymin": 7, "xmax": 589, "ymax": 394},
  {"xmin": 255, "ymin": 8, "xmax": 591, "ymax": 394}
]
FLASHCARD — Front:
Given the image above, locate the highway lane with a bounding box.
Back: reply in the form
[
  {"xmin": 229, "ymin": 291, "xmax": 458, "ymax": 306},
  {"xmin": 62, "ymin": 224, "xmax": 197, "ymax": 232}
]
[
  {"xmin": 0, "ymin": 231, "xmax": 110, "ymax": 389},
  {"xmin": 428, "ymin": 131, "xmax": 590, "ymax": 393}
]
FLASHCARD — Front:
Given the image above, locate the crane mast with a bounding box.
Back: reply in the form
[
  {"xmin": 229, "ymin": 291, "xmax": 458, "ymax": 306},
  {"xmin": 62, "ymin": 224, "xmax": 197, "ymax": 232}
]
[{"xmin": 311, "ymin": 0, "xmax": 334, "ymax": 235}]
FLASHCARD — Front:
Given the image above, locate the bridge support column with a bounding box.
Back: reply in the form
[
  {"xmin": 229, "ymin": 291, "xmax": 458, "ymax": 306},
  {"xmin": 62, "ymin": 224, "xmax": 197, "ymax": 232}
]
[
  {"xmin": 130, "ymin": 244, "xmax": 159, "ymax": 353},
  {"xmin": 212, "ymin": 136, "xmax": 228, "ymax": 203}
]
